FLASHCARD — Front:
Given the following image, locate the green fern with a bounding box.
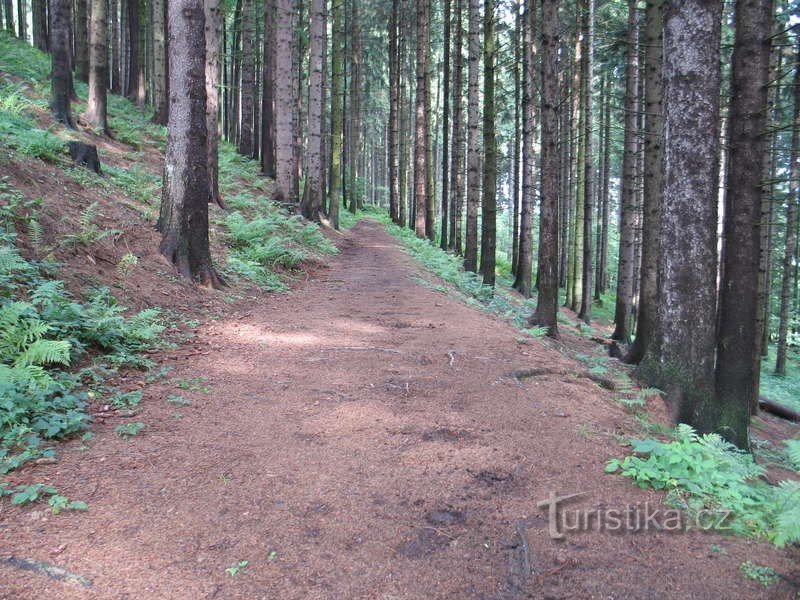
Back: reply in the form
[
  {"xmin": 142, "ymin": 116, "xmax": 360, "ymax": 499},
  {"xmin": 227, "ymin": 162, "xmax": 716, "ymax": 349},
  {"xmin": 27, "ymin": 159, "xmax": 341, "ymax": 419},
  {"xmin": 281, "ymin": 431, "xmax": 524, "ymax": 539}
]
[
  {"xmin": 784, "ymin": 440, "xmax": 800, "ymax": 472},
  {"xmin": 772, "ymin": 480, "xmax": 800, "ymax": 547},
  {"xmin": 61, "ymin": 202, "xmax": 120, "ymax": 248}
]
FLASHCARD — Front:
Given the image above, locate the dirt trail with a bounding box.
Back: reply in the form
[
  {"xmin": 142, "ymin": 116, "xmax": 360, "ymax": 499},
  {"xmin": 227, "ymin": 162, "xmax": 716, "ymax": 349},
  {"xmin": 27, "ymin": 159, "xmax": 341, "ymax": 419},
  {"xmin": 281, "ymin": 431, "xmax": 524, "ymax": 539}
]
[{"xmin": 1, "ymin": 220, "xmax": 797, "ymax": 599}]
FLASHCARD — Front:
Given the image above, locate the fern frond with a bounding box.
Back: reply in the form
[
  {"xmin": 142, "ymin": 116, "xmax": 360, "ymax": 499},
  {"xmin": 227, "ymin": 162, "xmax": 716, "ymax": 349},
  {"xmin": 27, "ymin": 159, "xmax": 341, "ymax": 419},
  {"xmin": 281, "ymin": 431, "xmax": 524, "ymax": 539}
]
[
  {"xmin": 14, "ymin": 339, "xmax": 71, "ymax": 367},
  {"xmin": 785, "ymin": 440, "xmax": 800, "ymax": 472}
]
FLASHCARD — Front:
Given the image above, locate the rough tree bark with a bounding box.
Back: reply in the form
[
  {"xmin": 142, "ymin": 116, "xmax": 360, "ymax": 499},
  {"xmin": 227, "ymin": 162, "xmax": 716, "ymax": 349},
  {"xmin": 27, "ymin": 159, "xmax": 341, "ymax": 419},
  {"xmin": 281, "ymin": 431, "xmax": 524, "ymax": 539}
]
[
  {"xmin": 578, "ymin": 0, "xmax": 595, "ymax": 323},
  {"xmin": 513, "ymin": 0, "xmax": 535, "ymax": 297},
  {"xmin": 32, "ymin": 0, "xmax": 49, "ymax": 52},
  {"xmin": 158, "ymin": 0, "xmax": 222, "ymax": 289},
  {"xmin": 274, "ymin": 0, "xmax": 297, "ymax": 204},
  {"xmin": 328, "ymin": 0, "xmax": 344, "ymax": 228},
  {"xmin": 775, "ymin": 39, "xmax": 800, "ymax": 376},
  {"xmin": 49, "ymin": 0, "xmax": 74, "ymax": 127},
  {"xmin": 440, "ymin": 0, "xmax": 451, "ymax": 249},
  {"xmin": 715, "ymin": 0, "xmax": 773, "ymax": 447},
  {"xmin": 388, "ymin": 0, "xmax": 400, "ymax": 224},
  {"xmin": 611, "ymin": 0, "xmax": 639, "ymax": 343},
  {"xmin": 348, "ymin": 0, "xmax": 362, "ymax": 215},
  {"xmin": 480, "ymin": 0, "xmax": 496, "ymax": 286},
  {"xmin": 639, "ymin": 0, "xmax": 722, "ymax": 434},
  {"xmin": 83, "ymin": 0, "xmax": 109, "ymax": 133},
  {"xmin": 238, "ymin": 0, "xmax": 256, "ymax": 156},
  {"xmin": 413, "ymin": 0, "xmax": 430, "ymax": 238},
  {"xmin": 626, "ymin": 0, "xmax": 663, "ymax": 363},
  {"xmin": 74, "ymin": 0, "xmax": 89, "ymax": 81},
  {"xmin": 204, "ymin": 0, "xmax": 223, "ymax": 207},
  {"xmin": 300, "ymin": 0, "xmax": 325, "ymax": 221},
  {"xmin": 3, "ymin": 0, "xmax": 13, "ymax": 32},
  {"xmin": 449, "ymin": 0, "xmax": 465, "ymax": 254},
  {"xmin": 125, "ymin": 0, "xmax": 144, "ymax": 104},
  {"xmin": 152, "ymin": 0, "xmax": 169, "ymax": 125},
  {"xmin": 261, "ymin": 0, "xmax": 276, "ymax": 178},
  {"xmin": 463, "ymin": 0, "xmax": 480, "ymax": 271},
  {"xmin": 530, "ymin": 0, "xmax": 560, "ymax": 338}
]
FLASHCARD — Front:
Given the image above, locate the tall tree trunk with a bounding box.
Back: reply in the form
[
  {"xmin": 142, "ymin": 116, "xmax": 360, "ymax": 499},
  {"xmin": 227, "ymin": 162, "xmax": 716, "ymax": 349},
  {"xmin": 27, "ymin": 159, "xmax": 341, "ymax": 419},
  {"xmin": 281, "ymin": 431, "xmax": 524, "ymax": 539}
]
[
  {"xmin": 388, "ymin": 0, "xmax": 400, "ymax": 224},
  {"xmin": 110, "ymin": 0, "xmax": 119, "ymax": 92},
  {"xmin": 440, "ymin": 0, "xmax": 451, "ymax": 249},
  {"xmin": 511, "ymin": 0, "xmax": 521, "ymax": 275},
  {"xmin": 578, "ymin": 0, "xmax": 595, "ymax": 322},
  {"xmin": 626, "ymin": 0, "xmax": 663, "ymax": 362},
  {"xmin": 611, "ymin": 0, "xmax": 639, "ymax": 343},
  {"xmin": 448, "ymin": 0, "xmax": 464, "ymax": 254},
  {"xmin": 759, "ymin": 42, "xmax": 781, "ymax": 360},
  {"xmin": 84, "ymin": 0, "xmax": 108, "ymax": 133},
  {"xmin": 639, "ymin": 0, "xmax": 722, "ymax": 433},
  {"xmin": 479, "ymin": 0, "xmax": 496, "ymax": 286},
  {"xmin": 125, "ymin": 0, "xmax": 142, "ymax": 103},
  {"xmin": 238, "ymin": 0, "xmax": 256, "ymax": 156},
  {"xmin": 413, "ymin": 0, "xmax": 429, "ymax": 238},
  {"xmin": 598, "ymin": 84, "xmax": 611, "ymax": 294},
  {"xmin": 49, "ymin": 0, "xmax": 74, "ymax": 127},
  {"xmin": 158, "ymin": 0, "xmax": 222, "ymax": 288},
  {"xmin": 531, "ymin": 0, "xmax": 560, "ymax": 337},
  {"xmin": 328, "ymin": 0, "xmax": 344, "ymax": 228},
  {"xmin": 715, "ymin": 0, "xmax": 773, "ymax": 447},
  {"xmin": 261, "ymin": 0, "xmax": 276, "ymax": 178},
  {"xmin": 16, "ymin": 0, "xmax": 26, "ymax": 39},
  {"xmin": 775, "ymin": 40, "xmax": 800, "ymax": 376},
  {"xmin": 3, "ymin": 0, "xmax": 13, "ymax": 32},
  {"xmin": 300, "ymin": 0, "xmax": 325, "ymax": 221},
  {"xmin": 204, "ymin": 0, "xmax": 223, "ymax": 207},
  {"xmin": 594, "ymin": 73, "xmax": 608, "ymax": 300},
  {"xmin": 348, "ymin": 0, "xmax": 362, "ymax": 214},
  {"xmin": 425, "ymin": 15, "xmax": 436, "ymax": 242},
  {"xmin": 74, "ymin": 0, "xmax": 89, "ymax": 81},
  {"xmin": 463, "ymin": 0, "xmax": 480, "ymax": 271},
  {"xmin": 513, "ymin": 0, "xmax": 535, "ymax": 297},
  {"xmin": 398, "ymin": 4, "xmax": 409, "ymax": 229},
  {"xmin": 152, "ymin": 0, "xmax": 169, "ymax": 124},
  {"xmin": 558, "ymin": 74, "xmax": 570, "ymax": 288},
  {"xmin": 33, "ymin": 0, "xmax": 49, "ymax": 51},
  {"xmin": 274, "ymin": 0, "xmax": 296, "ymax": 204}
]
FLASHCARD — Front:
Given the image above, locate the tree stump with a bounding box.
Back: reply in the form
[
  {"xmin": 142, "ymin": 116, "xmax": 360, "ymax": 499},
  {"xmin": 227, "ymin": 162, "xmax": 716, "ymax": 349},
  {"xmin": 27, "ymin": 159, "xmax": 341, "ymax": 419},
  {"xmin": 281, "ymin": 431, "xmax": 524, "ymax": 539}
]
[{"xmin": 67, "ymin": 141, "xmax": 102, "ymax": 174}]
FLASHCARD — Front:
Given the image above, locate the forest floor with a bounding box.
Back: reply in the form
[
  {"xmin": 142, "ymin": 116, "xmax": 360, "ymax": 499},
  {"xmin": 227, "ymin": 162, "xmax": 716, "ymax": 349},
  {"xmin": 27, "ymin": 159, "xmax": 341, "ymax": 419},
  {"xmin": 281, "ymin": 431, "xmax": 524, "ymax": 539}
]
[{"xmin": 1, "ymin": 218, "xmax": 798, "ymax": 600}]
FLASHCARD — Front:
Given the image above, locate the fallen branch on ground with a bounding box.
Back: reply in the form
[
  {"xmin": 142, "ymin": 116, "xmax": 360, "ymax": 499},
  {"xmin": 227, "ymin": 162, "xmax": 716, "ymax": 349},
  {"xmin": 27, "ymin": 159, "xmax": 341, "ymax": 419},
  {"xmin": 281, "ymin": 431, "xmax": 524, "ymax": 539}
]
[{"xmin": 510, "ymin": 367, "xmax": 616, "ymax": 391}]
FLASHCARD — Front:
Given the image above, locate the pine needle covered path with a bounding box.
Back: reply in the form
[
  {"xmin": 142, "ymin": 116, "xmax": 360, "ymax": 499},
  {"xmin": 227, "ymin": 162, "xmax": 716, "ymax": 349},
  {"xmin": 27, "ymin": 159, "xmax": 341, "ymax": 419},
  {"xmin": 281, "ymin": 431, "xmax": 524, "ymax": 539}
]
[{"xmin": 0, "ymin": 220, "xmax": 796, "ymax": 599}]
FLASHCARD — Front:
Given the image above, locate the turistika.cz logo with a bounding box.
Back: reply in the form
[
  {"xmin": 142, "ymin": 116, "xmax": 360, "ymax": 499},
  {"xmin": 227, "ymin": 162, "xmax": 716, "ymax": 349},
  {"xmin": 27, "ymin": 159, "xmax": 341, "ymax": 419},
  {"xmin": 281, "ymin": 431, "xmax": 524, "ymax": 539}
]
[{"xmin": 536, "ymin": 491, "xmax": 732, "ymax": 540}]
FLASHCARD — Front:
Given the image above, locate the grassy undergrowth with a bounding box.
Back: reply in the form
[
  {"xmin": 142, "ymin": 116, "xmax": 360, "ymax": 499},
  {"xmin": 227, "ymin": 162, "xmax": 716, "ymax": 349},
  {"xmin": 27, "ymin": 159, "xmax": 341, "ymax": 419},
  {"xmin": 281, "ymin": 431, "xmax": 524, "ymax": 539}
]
[
  {"xmin": 0, "ymin": 184, "xmax": 165, "ymax": 474},
  {"xmin": 606, "ymin": 424, "xmax": 800, "ymax": 548},
  {"xmin": 218, "ymin": 146, "xmax": 337, "ymax": 290}
]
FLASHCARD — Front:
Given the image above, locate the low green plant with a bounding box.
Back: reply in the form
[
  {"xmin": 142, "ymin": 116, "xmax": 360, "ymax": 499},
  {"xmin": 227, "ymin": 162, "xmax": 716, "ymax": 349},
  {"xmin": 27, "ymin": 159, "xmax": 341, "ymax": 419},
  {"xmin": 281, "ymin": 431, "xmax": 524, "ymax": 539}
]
[
  {"xmin": 1, "ymin": 482, "xmax": 87, "ymax": 514},
  {"xmin": 166, "ymin": 394, "xmax": 192, "ymax": 406},
  {"xmin": 605, "ymin": 424, "xmax": 800, "ymax": 547},
  {"xmin": 224, "ymin": 211, "xmax": 335, "ymax": 290},
  {"xmin": 108, "ymin": 389, "xmax": 142, "ymax": 409},
  {"xmin": 61, "ymin": 202, "xmax": 120, "ymax": 248},
  {"xmin": 225, "ymin": 560, "xmax": 249, "ymax": 577},
  {"xmin": 739, "ymin": 561, "xmax": 779, "ymax": 587},
  {"xmin": 176, "ymin": 376, "xmax": 211, "ymax": 394},
  {"xmin": 0, "ymin": 223, "xmax": 164, "ymax": 472},
  {"xmin": 117, "ymin": 252, "xmax": 139, "ymax": 281},
  {"xmin": 784, "ymin": 439, "xmax": 800, "ymax": 471},
  {"xmin": 115, "ymin": 422, "xmax": 145, "ymax": 439}
]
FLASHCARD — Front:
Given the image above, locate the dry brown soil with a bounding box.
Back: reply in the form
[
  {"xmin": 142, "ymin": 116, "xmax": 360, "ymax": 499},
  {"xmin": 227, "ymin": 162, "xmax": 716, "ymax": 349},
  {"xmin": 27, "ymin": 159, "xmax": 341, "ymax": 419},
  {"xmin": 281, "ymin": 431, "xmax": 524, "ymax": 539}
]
[{"xmin": 1, "ymin": 219, "xmax": 798, "ymax": 600}]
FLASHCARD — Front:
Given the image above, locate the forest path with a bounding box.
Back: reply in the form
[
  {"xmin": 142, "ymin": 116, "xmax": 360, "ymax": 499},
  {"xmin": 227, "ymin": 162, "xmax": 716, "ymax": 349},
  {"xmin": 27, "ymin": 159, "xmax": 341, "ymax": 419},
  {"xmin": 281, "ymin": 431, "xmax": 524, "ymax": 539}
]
[{"xmin": 1, "ymin": 219, "xmax": 795, "ymax": 599}]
